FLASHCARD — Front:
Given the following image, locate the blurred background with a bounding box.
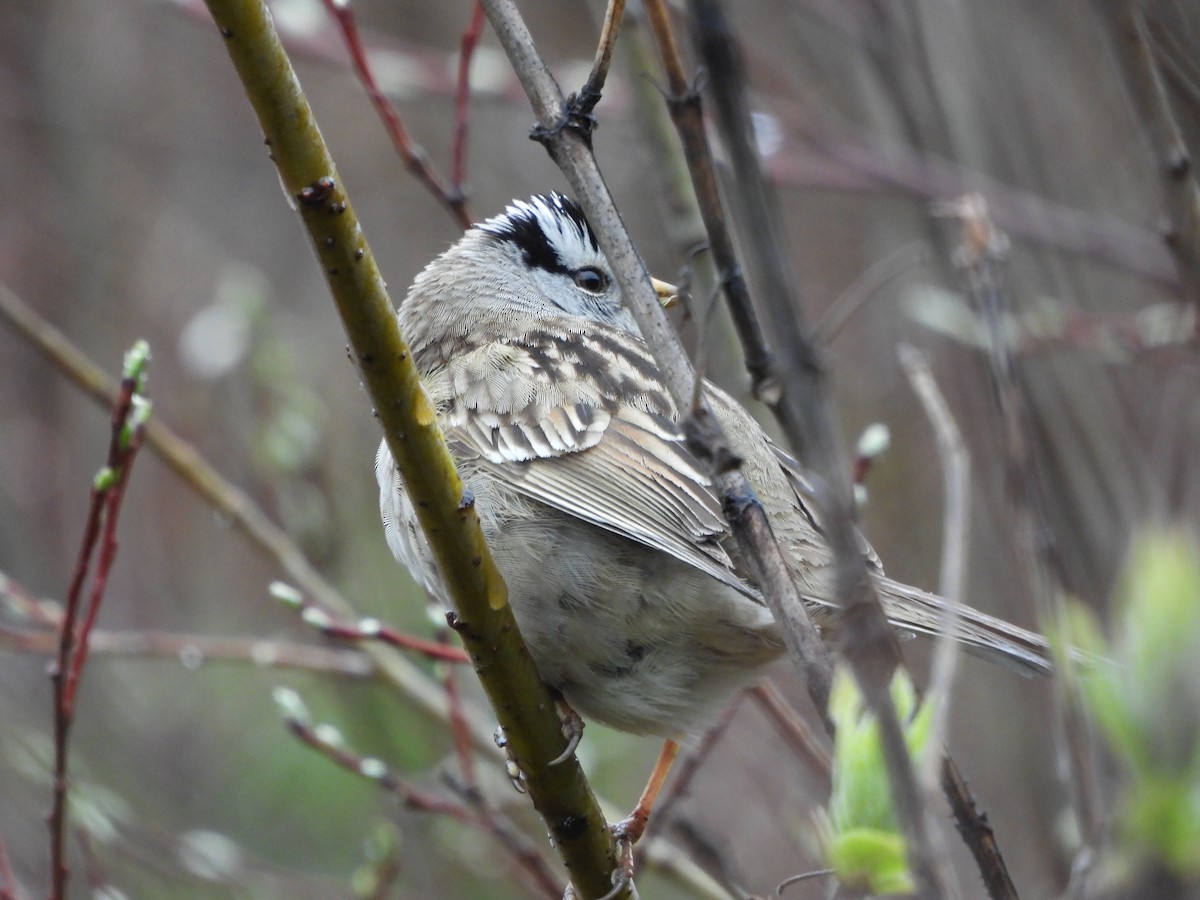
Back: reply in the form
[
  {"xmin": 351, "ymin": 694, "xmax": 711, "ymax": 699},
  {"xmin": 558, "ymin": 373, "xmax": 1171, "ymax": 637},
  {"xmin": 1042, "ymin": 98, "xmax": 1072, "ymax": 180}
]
[{"xmin": 2, "ymin": 0, "xmax": 1198, "ymax": 896}]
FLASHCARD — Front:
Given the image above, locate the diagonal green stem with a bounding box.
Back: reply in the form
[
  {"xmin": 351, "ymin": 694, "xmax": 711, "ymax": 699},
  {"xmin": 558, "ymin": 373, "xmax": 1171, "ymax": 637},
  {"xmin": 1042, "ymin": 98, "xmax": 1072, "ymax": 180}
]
[{"xmin": 197, "ymin": 1, "xmax": 620, "ymax": 895}]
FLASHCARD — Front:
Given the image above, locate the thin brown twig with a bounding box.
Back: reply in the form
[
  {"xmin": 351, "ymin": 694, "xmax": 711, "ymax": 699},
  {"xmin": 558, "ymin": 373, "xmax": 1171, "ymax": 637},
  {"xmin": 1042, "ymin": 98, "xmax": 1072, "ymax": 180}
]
[
  {"xmin": 280, "ymin": 700, "xmax": 561, "ymax": 898},
  {"xmin": 642, "ymin": 0, "xmax": 779, "ymax": 405},
  {"xmin": 273, "ymin": 582, "xmax": 469, "ymax": 664},
  {"xmin": 0, "ymin": 622, "xmax": 374, "ymax": 677},
  {"xmin": 442, "ymin": 773, "xmax": 563, "ymax": 899},
  {"xmin": 1105, "ymin": 0, "xmax": 1200, "ymax": 319},
  {"xmin": 897, "ymin": 343, "xmax": 968, "ymax": 775},
  {"xmin": 282, "ymin": 703, "xmax": 480, "ymax": 824},
  {"xmin": 319, "ymin": 0, "xmax": 471, "ymax": 227},
  {"xmin": 574, "ymin": 0, "xmax": 626, "ymax": 118},
  {"xmin": 0, "ymin": 833, "xmax": 18, "ymax": 900},
  {"xmin": 749, "ymin": 682, "xmax": 832, "ymax": 779},
  {"xmin": 439, "ymin": 628, "xmax": 479, "ymax": 790},
  {"xmin": 679, "ymin": 1, "xmax": 955, "ymax": 893},
  {"xmin": 63, "ymin": 431, "xmax": 147, "ymax": 709},
  {"xmin": 943, "ymin": 193, "xmax": 1097, "ymax": 897},
  {"xmin": 451, "ymin": 3, "xmax": 486, "ymax": 196}
]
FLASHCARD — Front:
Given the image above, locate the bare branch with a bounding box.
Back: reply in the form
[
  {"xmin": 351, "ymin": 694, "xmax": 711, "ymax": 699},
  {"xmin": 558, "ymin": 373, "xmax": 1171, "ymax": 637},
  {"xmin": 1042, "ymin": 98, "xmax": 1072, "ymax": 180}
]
[
  {"xmin": 575, "ymin": 0, "xmax": 626, "ymax": 117},
  {"xmin": 1102, "ymin": 0, "xmax": 1200, "ymax": 317},
  {"xmin": 451, "ymin": 3, "xmax": 486, "ymax": 197},
  {"xmin": 682, "ymin": 1, "xmax": 956, "ymax": 893},
  {"xmin": 271, "ymin": 581, "xmax": 469, "ymax": 664},
  {"xmin": 481, "ymin": 0, "xmax": 835, "ymax": 743},
  {"xmin": 0, "ymin": 281, "xmax": 473, "ymax": 750},
  {"xmin": 49, "ymin": 343, "xmax": 150, "ymax": 900},
  {"xmin": 0, "ymin": 622, "xmax": 374, "ymax": 678},
  {"xmin": 942, "ymin": 193, "xmax": 1104, "ymax": 889},
  {"xmin": 320, "ymin": 0, "xmax": 472, "ymax": 226},
  {"xmin": 277, "ymin": 694, "xmax": 562, "ymax": 898},
  {"xmin": 897, "ymin": 343, "xmax": 969, "ymax": 762}
]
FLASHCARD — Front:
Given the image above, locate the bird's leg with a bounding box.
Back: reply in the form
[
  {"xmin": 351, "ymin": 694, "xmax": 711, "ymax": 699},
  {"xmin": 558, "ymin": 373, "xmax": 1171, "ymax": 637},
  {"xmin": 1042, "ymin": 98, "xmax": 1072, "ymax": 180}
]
[
  {"xmin": 604, "ymin": 739, "xmax": 679, "ymax": 892},
  {"xmin": 612, "ymin": 739, "xmax": 680, "ymax": 845},
  {"xmin": 548, "ymin": 695, "xmax": 586, "ymax": 766}
]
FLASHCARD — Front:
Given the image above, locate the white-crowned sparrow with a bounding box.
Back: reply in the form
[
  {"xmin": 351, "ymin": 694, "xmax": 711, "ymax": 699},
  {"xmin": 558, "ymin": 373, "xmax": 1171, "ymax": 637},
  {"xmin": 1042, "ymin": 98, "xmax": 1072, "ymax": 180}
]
[{"xmin": 377, "ymin": 193, "xmax": 1050, "ymax": 739}]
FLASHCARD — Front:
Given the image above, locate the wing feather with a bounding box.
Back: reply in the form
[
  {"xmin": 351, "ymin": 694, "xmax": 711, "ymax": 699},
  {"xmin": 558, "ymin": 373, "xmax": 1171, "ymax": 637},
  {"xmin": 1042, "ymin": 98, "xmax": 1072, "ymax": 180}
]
[{"xmin": 438, "ymin": 331, "xmax": 754, "ymax": 596}]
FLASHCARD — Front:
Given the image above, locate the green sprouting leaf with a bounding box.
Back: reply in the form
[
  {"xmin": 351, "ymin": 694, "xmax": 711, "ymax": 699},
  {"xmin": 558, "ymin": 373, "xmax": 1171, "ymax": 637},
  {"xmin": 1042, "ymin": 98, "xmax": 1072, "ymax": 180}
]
[
  {"xmin": 122, "ymin": 339, "xmax": 151, "ymax": 390},
  {"xmin": 1059, "ymin": 527, "xmax": 1200, "ymax": 881},
  {"xmin": 822, "ymin": 666, "xmax": 934, "ymax": 895},
  {"xmin": 826, "ymin": 828, "xmax": 916, "ymax": 895}
]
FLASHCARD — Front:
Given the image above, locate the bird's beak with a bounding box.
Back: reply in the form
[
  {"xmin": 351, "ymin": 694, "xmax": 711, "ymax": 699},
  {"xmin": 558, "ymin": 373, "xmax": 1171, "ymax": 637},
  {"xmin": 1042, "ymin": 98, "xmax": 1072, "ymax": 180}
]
[{"xmin": 651, "ymin": 277, "xmax": 679, "ymax": 309}]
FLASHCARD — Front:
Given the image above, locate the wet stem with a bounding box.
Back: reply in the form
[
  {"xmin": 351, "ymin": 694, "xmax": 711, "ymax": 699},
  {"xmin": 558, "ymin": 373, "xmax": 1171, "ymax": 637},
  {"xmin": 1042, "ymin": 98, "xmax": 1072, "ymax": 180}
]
[{"xmin": 48, "ymin": 369, "xmax": 149, "ymax": 900}]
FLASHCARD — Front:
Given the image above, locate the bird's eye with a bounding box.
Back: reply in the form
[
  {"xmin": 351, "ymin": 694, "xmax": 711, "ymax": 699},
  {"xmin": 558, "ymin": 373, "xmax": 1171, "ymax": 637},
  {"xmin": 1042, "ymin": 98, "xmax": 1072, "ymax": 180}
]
[{"xmin": 572, "ymin": 266, "xmax": 608, "ymax": 294}]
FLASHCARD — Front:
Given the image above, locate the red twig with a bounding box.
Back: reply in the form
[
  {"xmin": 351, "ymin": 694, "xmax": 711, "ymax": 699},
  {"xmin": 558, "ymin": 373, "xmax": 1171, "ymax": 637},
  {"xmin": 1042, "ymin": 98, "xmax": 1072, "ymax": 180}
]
[
  {"xmin": 0, "ymin": 620, "xmax": 375, "ymax": 677},
  {"xmin": 277, "ymin": 694, "xmax": 561, "ymax": 897},
  {"xmin": 48, "ymin": 343, "xmax": 150, "ymax": 900},
  {"xmin": 452, "ymin": 3, "xmax": 485, "ymax": 196},
  {"xmin": 0, "ymin": 833, "xmax": 18, "ymax": 900},
  {"xmin": 0, "ymin": 573, "xmax": 61, "ymax": 627},
  {"xmin": 272, "ymin": 582, "xmax": 469, "ymax": 664},
  {"xmin": 320, "ymin": 0, "xmax": 472, "ymax": 227},
  {"xmin": 63, "ymin": 436, "xmax": 143, "ymax": 707},
  {"xmin": 282, "ymin": 709, "xmax": 478, "ymax": 823},
  {"xmin": 439, "ymin": 624, "xmax": 478, "ymax": 788}
]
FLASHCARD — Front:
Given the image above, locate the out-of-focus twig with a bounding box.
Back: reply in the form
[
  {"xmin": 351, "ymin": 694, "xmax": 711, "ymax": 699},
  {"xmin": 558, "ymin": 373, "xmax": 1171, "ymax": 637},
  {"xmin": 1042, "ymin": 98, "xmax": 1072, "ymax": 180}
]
[
  {"xmin": 275, "ymin": 690, "xmax": 561, "ymax": 898},
  {"xmin": 681, "ymin": 1, "xmax": 956, "ymax": 893},
  {"xmin": 270, "ymin": 581, "xmax": 469, "ymax": 664},
  {"xmin": 750, "ymin": 682, "xmax": 832, "ymax": 779},
  {"xmin": 774, "ymin": 129, "xmax": 1179, "ymax": 287},
  {"xmin": 942, "ymin": 192, "xmax": 1103, "ymax": 887},
  {"xmin": 814, "ymin": 242, "xmax": 930, "ymax": 343},
  {"xmin": 897, "ymin": 343, "xmax": 968, "ymax": 781},
  {"xmin": 0, "ymin": 833, "xmax": 17, "ymax": 900},
  {"xmin": 319, "ymin": 0, "xmax": 472, "ymax": 227},
  {"xmin": 451, "ymin": 3, "xmax": 486, "ymax": 197},
  {"xmin": 1104, "ymin": 0, "xmax": 1200, "ymax": 319},
  {"xmin": 896, "ymin": 345, "xmax": 1010, "ymax": 900},
  {"xmin": 1, "ymin": 623, "xmax": 374, "ymax": 677},
  {"xmin": 441, "ymin": 773, "xmax": 563, "ymax": 900},
  {"xmin": 639, "ymin": 696, "xmax": 741, "ymax": 852},
  {"xmin": 0, "ymin": 281, "xmax": 478, "ymax": 748}
]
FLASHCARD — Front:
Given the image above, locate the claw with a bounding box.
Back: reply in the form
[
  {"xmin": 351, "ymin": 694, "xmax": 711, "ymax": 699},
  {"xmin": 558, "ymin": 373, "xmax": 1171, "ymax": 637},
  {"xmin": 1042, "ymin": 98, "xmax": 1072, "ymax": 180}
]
[{"xmin": 549, "ymin": 701, "xmax": 585, "ymax": 766}]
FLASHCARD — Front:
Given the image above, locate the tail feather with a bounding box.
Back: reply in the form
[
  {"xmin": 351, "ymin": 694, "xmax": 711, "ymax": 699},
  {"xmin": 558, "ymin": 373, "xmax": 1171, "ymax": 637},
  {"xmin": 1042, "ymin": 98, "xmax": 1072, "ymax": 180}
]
[{"xmin": 876, "ymin": 576, "xmax": 1053, "ymax": 677}]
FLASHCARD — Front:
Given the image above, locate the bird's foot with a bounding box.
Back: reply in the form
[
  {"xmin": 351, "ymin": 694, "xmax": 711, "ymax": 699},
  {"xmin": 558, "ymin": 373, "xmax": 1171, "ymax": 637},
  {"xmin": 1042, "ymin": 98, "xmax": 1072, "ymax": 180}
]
[{"xmin": 548, "ymin": 699, "xmax": 585, "ymax": 766}]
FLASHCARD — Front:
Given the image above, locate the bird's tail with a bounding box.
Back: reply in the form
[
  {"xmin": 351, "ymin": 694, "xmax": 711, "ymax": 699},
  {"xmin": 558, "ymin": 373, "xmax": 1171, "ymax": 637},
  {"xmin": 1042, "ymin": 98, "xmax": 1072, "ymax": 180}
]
[{"xmin": 875, "ymin": 576, "xmax": 1053, "ymax": 676}]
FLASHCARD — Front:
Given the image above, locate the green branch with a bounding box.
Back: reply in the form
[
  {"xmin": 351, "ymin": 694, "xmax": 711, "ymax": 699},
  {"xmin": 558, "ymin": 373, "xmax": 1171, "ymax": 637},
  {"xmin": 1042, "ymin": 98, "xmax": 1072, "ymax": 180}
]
[{"xmin": 198, "ymin": 1, "xmax": 619, "ymax": 895}]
